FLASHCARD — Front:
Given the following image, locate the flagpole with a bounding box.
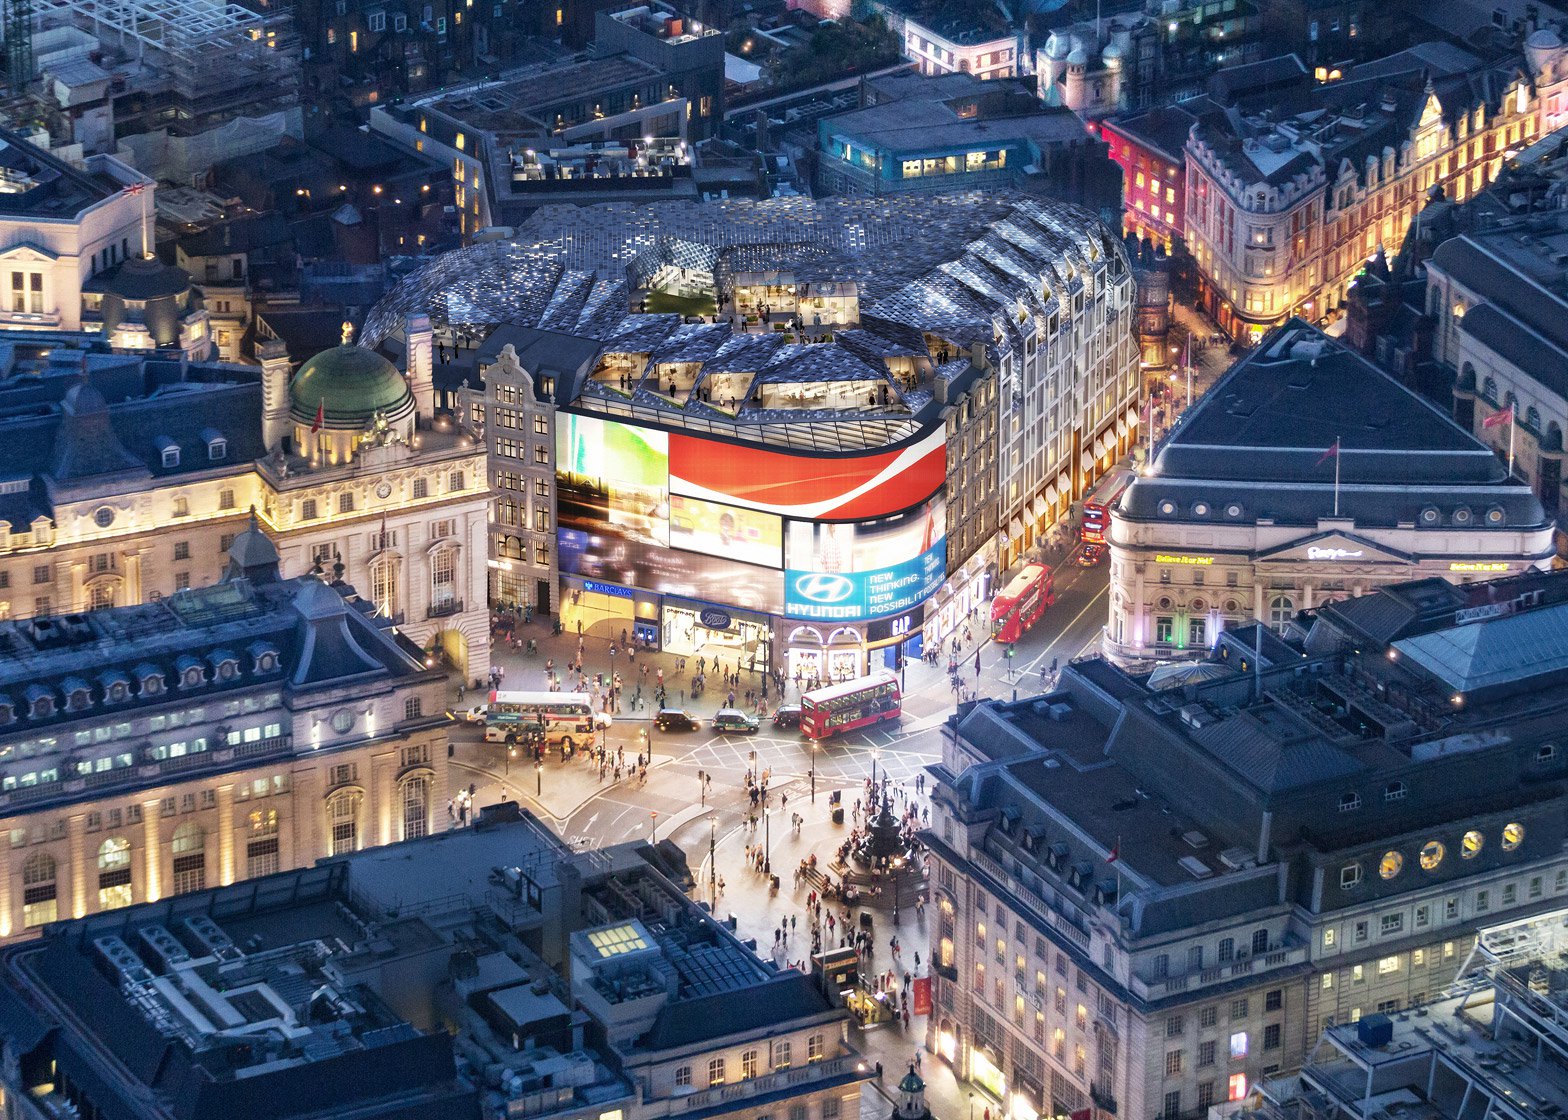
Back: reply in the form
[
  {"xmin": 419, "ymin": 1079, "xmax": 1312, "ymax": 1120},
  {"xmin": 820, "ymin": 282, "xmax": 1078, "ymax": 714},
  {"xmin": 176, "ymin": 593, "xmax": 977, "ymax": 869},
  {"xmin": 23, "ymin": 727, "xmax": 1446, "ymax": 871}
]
[
  {"xmin": 1508, "ymin": 409, "xmax": 1516, "ymax": 479},
  {"xmin": 1334, "ymin": 436, "xmax": 1341, "ymax": 518}
]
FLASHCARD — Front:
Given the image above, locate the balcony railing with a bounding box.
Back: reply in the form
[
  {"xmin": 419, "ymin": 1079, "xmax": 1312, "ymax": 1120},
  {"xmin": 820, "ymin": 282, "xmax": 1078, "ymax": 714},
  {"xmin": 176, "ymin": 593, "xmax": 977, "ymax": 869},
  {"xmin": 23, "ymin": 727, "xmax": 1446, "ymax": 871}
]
[
  {"xmin": 427, "ymin": 598, "xmax": 465, "ymax": 619},
  {"xmin": 667, "ymin": 1057, "xmax": 862, "ymax": 1115}
]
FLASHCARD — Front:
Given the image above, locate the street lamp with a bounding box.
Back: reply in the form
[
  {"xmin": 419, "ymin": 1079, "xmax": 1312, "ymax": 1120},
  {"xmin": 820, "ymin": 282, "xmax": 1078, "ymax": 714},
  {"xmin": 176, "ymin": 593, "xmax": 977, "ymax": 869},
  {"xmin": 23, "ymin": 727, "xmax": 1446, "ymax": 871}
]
[
  {"xmin": 506, "ymin": 744, "xmax": 515, "ymax": 775},
  {"xmin": 763, "ymin": 807, "xmax": 772, "ymax": 875},
  {"xmin": 969, "ymin": 1093, "xmax": 976, "ymax": 1120},
  {"xmin": 651, "ymin": 810, "xmax": 659, "ymax": 843},
  {"xmin": 535, "ymin": 759, "xmax": 542, "ymax": 797},
  {"xmin": 810, "ymin": 741, "xmax": 817, "ymax": 803},
  {"xmin": 872, "ymin": 746, "xmax": 880, "ymax": 791},
  {"xmin": 708, "ymin": 816, "xmax": 718, "ymax": 911}
]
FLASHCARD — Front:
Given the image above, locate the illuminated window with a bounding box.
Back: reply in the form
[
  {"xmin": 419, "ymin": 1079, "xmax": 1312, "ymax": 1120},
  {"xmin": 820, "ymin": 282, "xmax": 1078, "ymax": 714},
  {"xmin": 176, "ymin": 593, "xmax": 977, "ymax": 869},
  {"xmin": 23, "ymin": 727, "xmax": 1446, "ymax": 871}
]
[
  {"xmin": 1462, "ymin": 830, "xmax": 1484, "ymax": 859},
  {"xmin": 1378, "ymin": 955, "xmax": 1400, "ymax": 975},
  {"xmin": 1229, "ymin": 1032, "xmax": 1247, "ymax": 1059},
  {"xmin": 1228, "ymin": 1074, "xmax": 1248, "ymax": 1101},
  {"xmin": 1379, "ymin": 851, "xmax": 1403, "ymax": 879},
  {"xmin": 1420, "ymin": 840, "xmax": 1444, "ymax": 870},
  {"xmin": 97, "ymin": 836, "xmax": 132, "ymax": 910},
  {"xmin": 1502, "ymin": 822, "xmax": 1524, "ymax": 851}
]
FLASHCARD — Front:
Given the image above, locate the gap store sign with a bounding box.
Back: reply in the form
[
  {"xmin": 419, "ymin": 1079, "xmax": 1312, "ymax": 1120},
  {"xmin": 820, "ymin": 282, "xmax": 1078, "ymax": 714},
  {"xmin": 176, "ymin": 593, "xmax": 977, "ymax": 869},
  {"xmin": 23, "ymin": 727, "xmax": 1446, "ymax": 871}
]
[{"xmin": 785, "ymin": 541, "xmax": 946, "ymax": 621}]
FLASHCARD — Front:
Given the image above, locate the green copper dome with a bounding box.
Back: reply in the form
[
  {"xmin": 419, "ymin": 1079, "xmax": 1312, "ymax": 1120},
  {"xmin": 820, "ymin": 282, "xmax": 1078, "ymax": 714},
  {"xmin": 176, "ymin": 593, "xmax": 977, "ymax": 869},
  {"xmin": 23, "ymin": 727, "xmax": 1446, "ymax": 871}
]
[
  {"xmin": 289, "ymin": 344, "xmax": 411, "ymax": 428},
  {"xmin": 898, "ymin": 1069, "xmax": 924, "ymax": 1095}
]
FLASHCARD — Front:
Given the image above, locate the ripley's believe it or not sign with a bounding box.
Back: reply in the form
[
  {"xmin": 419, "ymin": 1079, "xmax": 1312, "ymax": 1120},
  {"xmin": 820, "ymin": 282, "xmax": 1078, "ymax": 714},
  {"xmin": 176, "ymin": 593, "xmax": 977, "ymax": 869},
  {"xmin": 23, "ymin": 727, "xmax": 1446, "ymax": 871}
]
[{"xmin": 555, "ymin": 412, "xmax": 947, "ymax": 620}]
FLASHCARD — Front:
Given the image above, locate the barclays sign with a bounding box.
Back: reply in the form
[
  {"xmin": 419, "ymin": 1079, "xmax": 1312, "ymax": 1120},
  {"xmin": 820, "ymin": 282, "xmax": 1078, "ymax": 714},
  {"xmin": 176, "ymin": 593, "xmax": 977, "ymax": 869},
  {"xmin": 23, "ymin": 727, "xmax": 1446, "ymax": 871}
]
[{"xmin": 784, "ymin": 540, "xmax": 946, "ymax": 621}]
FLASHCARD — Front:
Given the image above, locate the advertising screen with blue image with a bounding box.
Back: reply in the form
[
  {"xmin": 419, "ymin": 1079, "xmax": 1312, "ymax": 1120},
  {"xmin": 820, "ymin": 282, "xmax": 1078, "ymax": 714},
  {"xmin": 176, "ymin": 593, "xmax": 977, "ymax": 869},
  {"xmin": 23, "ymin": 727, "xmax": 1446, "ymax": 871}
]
[{"xmin": 784, "ymin": 539, "xmax": 946, "ymax": 621}]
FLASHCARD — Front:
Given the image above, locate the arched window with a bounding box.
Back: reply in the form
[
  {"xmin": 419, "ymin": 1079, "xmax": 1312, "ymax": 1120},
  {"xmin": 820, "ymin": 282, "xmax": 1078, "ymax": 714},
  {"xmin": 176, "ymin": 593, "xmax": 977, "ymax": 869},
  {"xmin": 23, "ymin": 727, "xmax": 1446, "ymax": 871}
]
[
  {"xmin": 97, "ymin": 836, "xmax": 132, "ymax": 910},
  {"xmin": 171, "ymin": 822, "xmax": 206, "ymax": 895},
  {"xmin": 370, "ymin": 559, "xmax": 399, "ymax": 620},
  {"xmin": 402, "ymin": 775, "xmax": 430, "ymax": 840},
  {"xmin": 22, "ymin": 851, "xmax": 56, "ymax": 927},
  {"xmin": 247, "ymin": 808, "xmax": 280, "ymax": 879},
  {"xmin": 1269, "ymin": 595, "xmax": 1295, "ymax": 632},
  {"xmin": 88, "ymin": 583, "xmax": 116, "ymax": 611},
  {"xmin": 431, "ymin": 548, "xmax": 457, "ymax": 612},
  {"xmin": 327, "ymin": 789, "xmax": 362, "ymax": 856},
  {"xmin": 1483, "ymin": 375, "xmax": 1498, "ymax": 402},
  {"xmin": 1528, "ymin": 406, "xmax": 1542, "ymax": 432}
]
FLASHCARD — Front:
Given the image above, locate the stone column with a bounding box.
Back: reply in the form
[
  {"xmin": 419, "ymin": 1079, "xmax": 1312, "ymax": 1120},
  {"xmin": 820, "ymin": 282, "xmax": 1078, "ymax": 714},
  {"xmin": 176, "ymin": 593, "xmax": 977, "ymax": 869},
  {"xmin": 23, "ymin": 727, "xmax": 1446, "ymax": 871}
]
[
  {"xmin": 0, "ymin": 841, "xmax": 12, "ymax": 939},
  {"xmin": 67, "ymin": 813, "xmax": 86, "ymax": 918},
  {"xmin": 142, "ymin": 800, "xmax": 162, "ymax": 903},
  {"xmin": 292, "ymin": 764, "xmax": 322, "ymax": 868},
  {"xmin": 217, "ymin": 783, "xmax": 236, "ymax": 886},
  {"xmin": 373, "ymin": 751, "xmax": 394, "ymax": 847}
]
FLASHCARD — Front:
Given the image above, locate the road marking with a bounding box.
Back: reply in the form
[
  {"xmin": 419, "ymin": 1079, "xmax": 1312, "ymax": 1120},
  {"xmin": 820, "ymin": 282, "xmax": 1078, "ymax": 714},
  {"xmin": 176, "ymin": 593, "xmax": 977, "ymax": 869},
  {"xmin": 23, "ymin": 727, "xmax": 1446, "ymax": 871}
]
[{"xmin": 1025, "ymin": 580, "xmax": 1109, "ymax": 673}]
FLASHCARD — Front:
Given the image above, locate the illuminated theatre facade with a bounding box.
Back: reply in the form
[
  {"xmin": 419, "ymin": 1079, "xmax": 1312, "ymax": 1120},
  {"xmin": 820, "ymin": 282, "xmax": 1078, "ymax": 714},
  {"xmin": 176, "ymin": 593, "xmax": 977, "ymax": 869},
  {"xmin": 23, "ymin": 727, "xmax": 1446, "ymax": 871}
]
[{"xmin": 365, "ymin": 194, "xmax": 1142, "ymax": 676}]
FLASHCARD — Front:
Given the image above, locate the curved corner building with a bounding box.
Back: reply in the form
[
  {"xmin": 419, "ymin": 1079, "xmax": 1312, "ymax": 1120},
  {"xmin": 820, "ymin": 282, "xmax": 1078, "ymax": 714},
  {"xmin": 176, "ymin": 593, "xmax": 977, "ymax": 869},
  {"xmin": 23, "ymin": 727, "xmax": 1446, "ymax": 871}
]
[{"xmin": 367, "ymin": 193, "xmax": 1141, "ymax": 678}]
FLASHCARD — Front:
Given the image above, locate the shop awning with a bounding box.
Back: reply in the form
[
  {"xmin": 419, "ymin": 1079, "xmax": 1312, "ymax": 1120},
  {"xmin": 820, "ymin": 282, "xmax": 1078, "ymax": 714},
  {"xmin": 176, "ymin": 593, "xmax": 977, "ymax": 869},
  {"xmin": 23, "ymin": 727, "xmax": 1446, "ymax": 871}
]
[
  {"xmin": 1029, "ymin": 496, "xmax": 1046, "ymax": 522},
  {"xmin": 1057, "ymin": 471, "xmax": 1071, "ymax": 494},
  {"xmin": 1009, "ymin": 516, "xmax": 1024, "ymax": 538},
  {"xmin": 1092, "ymin": 436, "xmax": 1107, "ymax": 458},
  {"xmin": 1126, "ymin": 404, "xmax": 1140, "ymax": 428},
  {"xmin": 1045, "ymin": 482, "xmax": 1060, "ymax": 504},
  {"xmin": 1116, "ymin": 417, "xmax": 1128, "ymax": 439},
  {"xmin": 1080, "ymin": 450, "xmax": 1094, "ymax": 472}
]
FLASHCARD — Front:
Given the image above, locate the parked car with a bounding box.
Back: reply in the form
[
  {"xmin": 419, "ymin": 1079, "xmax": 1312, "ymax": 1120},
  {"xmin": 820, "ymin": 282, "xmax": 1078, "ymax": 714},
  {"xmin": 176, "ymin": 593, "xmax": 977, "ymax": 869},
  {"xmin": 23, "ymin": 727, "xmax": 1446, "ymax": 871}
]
[
  {"xmin": 655, "ymin": 709, "xmax": 702, "ymax": 732},
  {"xmin": 1077, "ymin": 543, "xmax": 1107, "ymax": 566},
  {"xmin": 713, "ymin": 708, "xmax": 760, "ymax": 734},
  {"xmin": 459, "ymin": 704, "xmax": 488, "ymax": 724},
  {"xmin": 772, "ymin": 704, "xmax": 803, "ymax": 729}
]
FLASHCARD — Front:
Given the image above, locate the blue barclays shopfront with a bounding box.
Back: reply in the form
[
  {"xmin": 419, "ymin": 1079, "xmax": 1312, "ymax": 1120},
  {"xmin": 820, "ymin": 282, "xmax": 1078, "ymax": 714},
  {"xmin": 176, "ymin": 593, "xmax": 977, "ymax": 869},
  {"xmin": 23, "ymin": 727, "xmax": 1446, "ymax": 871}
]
[{"xmin": 555, "ymin": 411, "xmax": 946, "ymax": 679}]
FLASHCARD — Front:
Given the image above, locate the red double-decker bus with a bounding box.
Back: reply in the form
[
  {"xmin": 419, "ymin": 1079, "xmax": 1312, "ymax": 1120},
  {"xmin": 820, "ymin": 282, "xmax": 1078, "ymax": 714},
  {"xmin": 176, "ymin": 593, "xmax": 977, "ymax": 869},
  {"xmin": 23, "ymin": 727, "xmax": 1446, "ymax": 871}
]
[
  {"xmin": 801, "ymin": 672, "xmax": 901, "ymax": 740},
  {"xmin": 1081, "ymin": 473, "xmax": 1133, "ymax": 545},
  {"xmin": 991, "ymin": 564, "xmax": 1054, "ymax": 644}
]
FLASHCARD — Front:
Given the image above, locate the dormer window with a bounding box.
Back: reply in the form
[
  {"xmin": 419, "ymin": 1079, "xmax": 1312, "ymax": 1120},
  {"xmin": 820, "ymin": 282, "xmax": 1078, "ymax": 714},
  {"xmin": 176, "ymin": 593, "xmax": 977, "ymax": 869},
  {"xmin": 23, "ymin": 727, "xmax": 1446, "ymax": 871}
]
[
  {"xmin": 200, "ymin": 427, "xmax": 227, "ymax": 462},
  {"xmin": 207, "ymin": 650, "xmax": 239, "ymax": 682},
  {"xmin": 140, "ymin": 672, "xmax": 163, "ymax": 696},
  {"xmin": 155, "ymin": 436, "xmax": 180, "ymax": 469},
  {"xmin": 62, "ymin": 677, "xmax": 91, "ymax": 712},
  {"xmin": 175, "ymin": 655, "xmax": 205, "ymax": 689},
  {"xmin": 25, "ymin": 686, "xmax": 53, "ymax": 719},
  {"xmin": 248, "ymin": 641, "xmax": 279, "ymax": 674}
]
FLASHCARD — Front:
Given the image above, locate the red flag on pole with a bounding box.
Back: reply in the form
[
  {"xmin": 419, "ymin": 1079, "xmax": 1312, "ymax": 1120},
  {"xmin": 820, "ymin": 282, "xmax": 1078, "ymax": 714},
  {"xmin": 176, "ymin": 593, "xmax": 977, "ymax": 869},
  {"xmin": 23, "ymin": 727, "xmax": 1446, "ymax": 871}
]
[
  {"xmin": 1483, "ymin": 405, "xmax": 1514, "ymax": 429},
  {"xmin": 912, "ymin": 976, "xmax": 933, "ymax": 1016},
  {"xmin": 1315, "ymin": 438, "xmax": 1340, "ymax": 467},
  {"xmin": 310, "ymin": 399, "xmax": 325, "ymax": 433},
  {"xmin": 1106, "ymin": 838, "xmax": 1120, "ymax": 863}
]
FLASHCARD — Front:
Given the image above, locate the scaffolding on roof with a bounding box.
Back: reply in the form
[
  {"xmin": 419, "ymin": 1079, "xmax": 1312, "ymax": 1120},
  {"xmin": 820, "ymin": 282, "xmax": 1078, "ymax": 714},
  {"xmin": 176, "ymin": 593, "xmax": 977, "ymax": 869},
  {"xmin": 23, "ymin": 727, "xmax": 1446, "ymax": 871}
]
[{"xmin": 32, "ymin": 0, "xmax": 298, "ymax": 103}]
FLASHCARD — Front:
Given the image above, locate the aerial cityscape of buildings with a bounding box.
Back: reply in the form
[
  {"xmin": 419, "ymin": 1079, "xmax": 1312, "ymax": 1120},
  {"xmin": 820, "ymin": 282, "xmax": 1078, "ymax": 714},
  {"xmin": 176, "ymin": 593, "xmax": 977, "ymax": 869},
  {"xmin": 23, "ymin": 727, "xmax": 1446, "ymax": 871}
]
[{"xmin": 0, "ymin": 0, "xmax": 1565, "ymax": 1116}]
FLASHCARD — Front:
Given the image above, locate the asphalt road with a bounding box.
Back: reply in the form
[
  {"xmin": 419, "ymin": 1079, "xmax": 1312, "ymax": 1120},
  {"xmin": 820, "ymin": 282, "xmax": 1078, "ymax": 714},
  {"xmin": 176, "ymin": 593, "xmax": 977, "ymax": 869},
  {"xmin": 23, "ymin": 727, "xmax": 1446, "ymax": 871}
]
[{"xmin": 445, "ymin": 553, "xmax": 1110, "ymax": 855}]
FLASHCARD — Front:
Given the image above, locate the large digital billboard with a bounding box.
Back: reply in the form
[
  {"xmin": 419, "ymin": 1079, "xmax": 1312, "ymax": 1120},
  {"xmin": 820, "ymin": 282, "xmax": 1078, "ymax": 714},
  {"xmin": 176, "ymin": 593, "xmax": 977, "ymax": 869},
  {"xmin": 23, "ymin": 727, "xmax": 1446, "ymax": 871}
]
[
  {"xmin": 557, "ymin": 413, "xmax": 670, "ymax": 546},
  {"xmin": 784, "ymin": 541, "xmax": 947, "ymax": 621},
  {"xmin": 669, "ymin": 426, "xmax": 946, "ymax": 520},
  {"xmin": 784, "ymin": 499, "xmax": 945, "ymax": 573},
  {"xmin": 557, "ymin": 410, "xmax": 948, "ymax": 621},
  {"xmin": 669, "ymin": 496, "xmax": 782, "ymax": 569}
]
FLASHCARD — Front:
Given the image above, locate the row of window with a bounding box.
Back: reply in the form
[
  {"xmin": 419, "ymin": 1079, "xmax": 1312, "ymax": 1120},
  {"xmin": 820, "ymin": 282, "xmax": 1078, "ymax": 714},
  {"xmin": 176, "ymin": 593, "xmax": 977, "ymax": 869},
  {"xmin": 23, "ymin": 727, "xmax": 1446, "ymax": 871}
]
[
  {"xmin": 675, "ymin": 1036, "xmax": 826, "ymax": 1089},
  {"xmin": 299, "ymin": 474, "xmax": 466, "ymax": 521},
  {"xmin": 1163, "ymin": 1024, "xmax": 1281, "ymax": 1078},
  {"xmin": 1326, "ymin": 871, "xmax": 1568, "ymax": 953},
  {"xmin": 1340, "ymin": 823, "xmax": 1525, "ymax": 888}
]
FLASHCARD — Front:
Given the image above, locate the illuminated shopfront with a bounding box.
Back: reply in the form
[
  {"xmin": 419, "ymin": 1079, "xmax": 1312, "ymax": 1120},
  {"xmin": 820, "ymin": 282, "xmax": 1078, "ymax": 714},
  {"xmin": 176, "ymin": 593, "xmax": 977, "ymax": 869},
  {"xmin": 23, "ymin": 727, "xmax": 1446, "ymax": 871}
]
[
  {"xmin": 663, "ymin": 599, "xmax": 771, "ymax": 667},
  {"xmin": 784, "ymin": 625, "xmax": 864, "ymax": 683},
  {"xmin": 970, "ymin": 1048, "xmax": 1006, "ymax": 1099}
]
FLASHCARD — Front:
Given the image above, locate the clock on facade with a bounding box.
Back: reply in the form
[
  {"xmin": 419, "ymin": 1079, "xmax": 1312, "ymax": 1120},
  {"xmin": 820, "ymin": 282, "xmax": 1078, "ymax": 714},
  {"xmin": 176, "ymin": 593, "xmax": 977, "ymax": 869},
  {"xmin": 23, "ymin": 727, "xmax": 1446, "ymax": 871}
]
[{"xmin": 376, "ymin": 482, "xmax": 393, "ymax": 500}]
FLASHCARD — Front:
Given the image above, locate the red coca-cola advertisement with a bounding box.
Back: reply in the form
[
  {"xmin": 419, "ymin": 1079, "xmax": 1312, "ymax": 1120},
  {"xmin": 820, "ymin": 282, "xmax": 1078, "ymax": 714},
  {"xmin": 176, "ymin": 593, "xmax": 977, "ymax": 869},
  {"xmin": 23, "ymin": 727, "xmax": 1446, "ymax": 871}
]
[{"xmin": 912, "ymin": 975, "xmax": 933, "ymax": 1016}]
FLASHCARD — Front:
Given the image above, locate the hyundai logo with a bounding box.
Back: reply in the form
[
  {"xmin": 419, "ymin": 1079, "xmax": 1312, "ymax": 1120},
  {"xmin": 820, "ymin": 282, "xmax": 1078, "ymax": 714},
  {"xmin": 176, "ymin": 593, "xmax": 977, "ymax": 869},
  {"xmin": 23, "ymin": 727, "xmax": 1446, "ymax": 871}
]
[{"xmin": 794, "ymin": 573, "xmax": 855, "ymax": 604}]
